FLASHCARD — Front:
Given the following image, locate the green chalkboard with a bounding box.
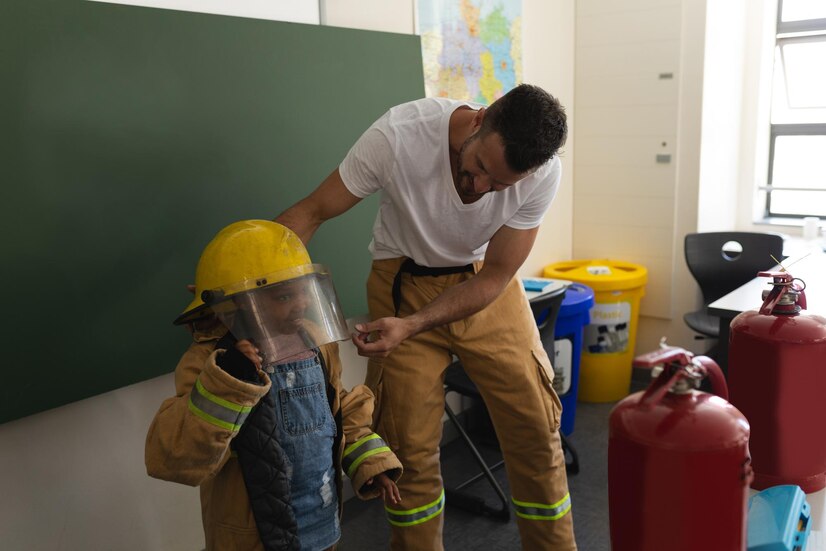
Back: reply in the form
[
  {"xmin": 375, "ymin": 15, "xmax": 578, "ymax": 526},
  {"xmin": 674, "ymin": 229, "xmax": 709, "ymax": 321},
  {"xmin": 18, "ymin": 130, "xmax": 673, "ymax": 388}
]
[{"xmin": 0, "ymin": 0, "xmax": 424, "ymax": 423}]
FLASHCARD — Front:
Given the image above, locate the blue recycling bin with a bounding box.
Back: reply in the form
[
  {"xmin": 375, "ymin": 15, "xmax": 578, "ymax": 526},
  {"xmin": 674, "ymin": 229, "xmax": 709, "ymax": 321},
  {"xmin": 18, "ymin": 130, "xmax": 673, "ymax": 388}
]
[{"xmin": 552, "ymin": 283, "xmax": 594, "ymax": 435}]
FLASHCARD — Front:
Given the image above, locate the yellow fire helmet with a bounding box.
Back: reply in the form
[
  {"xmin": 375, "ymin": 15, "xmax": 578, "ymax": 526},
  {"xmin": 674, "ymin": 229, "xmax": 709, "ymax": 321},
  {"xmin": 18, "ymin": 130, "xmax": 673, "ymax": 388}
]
[
  {"xmin": 175, "ymin": 220, "xmax": 349, "ymax": 365},
  {"xmin": 175, "ymin": 220, "xmax": 310, "ymax": 324}
]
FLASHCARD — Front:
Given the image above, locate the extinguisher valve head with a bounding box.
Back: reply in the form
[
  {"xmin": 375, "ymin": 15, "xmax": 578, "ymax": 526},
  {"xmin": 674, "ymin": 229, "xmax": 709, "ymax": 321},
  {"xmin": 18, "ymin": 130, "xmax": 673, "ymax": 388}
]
[
  {"xmin": 670, "ymin": 376, "xmax": 699, "ymax": 394},
  {"xmin": 666, "ymin": 360, "xmax": 704, "ymax": 394},
  {"xmin": 757, "ymin": 270, "xmax": 808, "ymax": 315},
  {"xmin": 760, "ymin": 276, "xmax": 807, "ymax": 314},
  {"xmin": 757, "ymin": 270, "xmax": 793, "ymax": 282}
]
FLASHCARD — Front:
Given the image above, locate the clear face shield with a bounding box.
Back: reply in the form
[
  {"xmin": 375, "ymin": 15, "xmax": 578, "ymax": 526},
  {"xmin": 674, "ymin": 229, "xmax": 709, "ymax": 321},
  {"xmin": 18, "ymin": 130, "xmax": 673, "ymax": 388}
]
[{"xmin": 203, "ymin": 265, "xmax": 349, "ymax": 366}]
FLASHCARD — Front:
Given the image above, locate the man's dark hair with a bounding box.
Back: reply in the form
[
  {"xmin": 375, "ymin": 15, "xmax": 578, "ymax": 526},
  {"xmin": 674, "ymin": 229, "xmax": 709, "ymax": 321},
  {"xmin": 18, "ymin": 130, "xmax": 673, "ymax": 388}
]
[{"xmin": 480, "ymin": 84, "xmax": 567, "ymax": 173}]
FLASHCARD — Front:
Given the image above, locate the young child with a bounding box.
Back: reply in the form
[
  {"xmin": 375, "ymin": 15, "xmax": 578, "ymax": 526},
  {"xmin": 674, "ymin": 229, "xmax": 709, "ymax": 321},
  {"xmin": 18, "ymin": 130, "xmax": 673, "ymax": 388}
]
[{"xmin": 146, "ymin": 220, "xmax": 402, "ymax": 551}]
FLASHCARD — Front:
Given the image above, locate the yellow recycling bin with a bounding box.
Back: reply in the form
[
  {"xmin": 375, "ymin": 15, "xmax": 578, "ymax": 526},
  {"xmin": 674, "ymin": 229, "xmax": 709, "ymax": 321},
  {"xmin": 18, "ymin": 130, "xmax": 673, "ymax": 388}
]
[{"xmin": 543, "ymin": 259, "xmax": 647, "ymax": 402}]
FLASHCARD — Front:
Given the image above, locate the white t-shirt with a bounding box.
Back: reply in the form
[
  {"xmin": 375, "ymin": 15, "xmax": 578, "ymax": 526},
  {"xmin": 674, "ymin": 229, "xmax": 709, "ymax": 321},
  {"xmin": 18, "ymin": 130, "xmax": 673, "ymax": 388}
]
[{"xmin": 339, "ymin": 98, "xmax": 561, "ymax": 267}]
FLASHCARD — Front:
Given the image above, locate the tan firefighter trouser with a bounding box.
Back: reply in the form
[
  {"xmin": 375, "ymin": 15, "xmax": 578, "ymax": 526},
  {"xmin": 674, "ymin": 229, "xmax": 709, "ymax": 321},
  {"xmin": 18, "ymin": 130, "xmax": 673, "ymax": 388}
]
[{"xmin": 365, "ymin": 258, "xmax": 577, "ymax": 551}]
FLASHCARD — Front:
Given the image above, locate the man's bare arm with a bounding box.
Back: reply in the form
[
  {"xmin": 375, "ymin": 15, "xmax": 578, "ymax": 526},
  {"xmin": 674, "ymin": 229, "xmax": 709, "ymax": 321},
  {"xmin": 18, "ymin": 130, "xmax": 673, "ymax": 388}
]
[
  {"xmin": 275, "ymin": 168, "xmax": 362, "ymax": 244},
  {"xmin": 353, "ymin": 224, "xmax": 539, "ymax": 357}
]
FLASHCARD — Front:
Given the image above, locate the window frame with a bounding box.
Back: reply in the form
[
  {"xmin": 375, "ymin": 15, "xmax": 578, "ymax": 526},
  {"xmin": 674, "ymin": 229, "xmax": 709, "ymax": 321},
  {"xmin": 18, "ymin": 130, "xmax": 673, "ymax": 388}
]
[
  {"xmin": 776, "ymin": 0, "xmax": 826, "ymax": 34},
  {"xmin": 764, "ymin": 0, "xmax": 826, "ymax": 219},
  {"xmin": 765, "ymin": 124, "xmax": 826, "ymax": 218}
]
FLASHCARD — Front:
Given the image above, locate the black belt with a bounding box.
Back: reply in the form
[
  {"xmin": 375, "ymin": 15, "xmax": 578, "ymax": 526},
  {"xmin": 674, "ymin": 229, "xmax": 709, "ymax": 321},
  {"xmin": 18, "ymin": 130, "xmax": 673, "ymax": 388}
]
[{"xmin": 391, "ymin": 258, "xmax": 474, "ymax": 317}]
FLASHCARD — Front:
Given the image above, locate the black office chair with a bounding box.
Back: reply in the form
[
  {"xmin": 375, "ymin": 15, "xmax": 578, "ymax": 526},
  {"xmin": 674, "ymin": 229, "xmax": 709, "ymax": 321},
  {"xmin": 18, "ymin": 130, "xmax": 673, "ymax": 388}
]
[
  {"xmin": 442, "ymin": 286, "xmax": 578, "ymax": 521},
  {"xmin": 683, "ymin": 232, "xmax": 784, "ymax": 354}
]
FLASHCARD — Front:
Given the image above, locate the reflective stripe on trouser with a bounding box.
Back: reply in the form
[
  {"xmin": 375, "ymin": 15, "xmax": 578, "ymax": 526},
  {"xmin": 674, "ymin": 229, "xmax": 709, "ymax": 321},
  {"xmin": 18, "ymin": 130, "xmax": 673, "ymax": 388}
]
[
  {"xmin": 385, "ymin": 488, "xmax": 445, "ymax": 527},
  {"xmin": 365, "ymin": 258, "xmax": 577, "ymax": 551},
  {"xmin": 512, "ymin": 493, "xmax": 572, "ymax": 521},
  {"xmin": 341, "ymin": 433, "xmax": 392, "ymax": 478},
  {"xmin": 188, "ymin": 378, "xmax": 252, "ymax": 432}
]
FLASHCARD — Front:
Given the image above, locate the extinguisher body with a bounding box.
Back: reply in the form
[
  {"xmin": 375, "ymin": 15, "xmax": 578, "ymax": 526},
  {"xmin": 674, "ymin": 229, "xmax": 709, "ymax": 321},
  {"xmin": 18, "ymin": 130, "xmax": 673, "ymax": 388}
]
[
  {"xmin": 728, "ymin": 310, "xmax": 826, "ymax": 493},
  {"xmin": 609, "ymin": 348, "xmax": 751, "ymax": 551}
]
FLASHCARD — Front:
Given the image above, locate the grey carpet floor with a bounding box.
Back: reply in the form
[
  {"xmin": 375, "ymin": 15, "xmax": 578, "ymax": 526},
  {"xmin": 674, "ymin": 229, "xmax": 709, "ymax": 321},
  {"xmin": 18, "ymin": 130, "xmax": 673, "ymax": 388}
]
[{"xmin": 338, "ymin": 400, "xmax": 616, "ymax": 551}]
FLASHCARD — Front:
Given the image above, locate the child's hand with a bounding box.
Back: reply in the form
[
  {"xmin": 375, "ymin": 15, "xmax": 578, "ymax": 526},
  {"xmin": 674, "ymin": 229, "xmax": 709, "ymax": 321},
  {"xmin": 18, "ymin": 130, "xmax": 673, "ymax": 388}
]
[
  {"xmin": 235, "ymin": 339, "xmax": 262, "ymax": 371},
  {"xmin": 366, "ymin": 473, "xmax": 401, "ymax": 505}
]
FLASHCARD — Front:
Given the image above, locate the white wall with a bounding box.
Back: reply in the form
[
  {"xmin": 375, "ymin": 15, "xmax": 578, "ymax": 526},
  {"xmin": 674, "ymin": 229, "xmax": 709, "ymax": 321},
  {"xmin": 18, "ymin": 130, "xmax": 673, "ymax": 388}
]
[
  {"xmin": 0, "ymin": 375, "xmax": 205, "ymax": 551},
  {"xmin": 636, "ymin": 0, "xmax": 789, "ymax": 355},
  {"xmin": 736, "ymin": 0, "xmax": 783, "ymax": 232},
  {"xmin": 321, "ymin": 0, "xmax": 413, "ymax": 34},
  {"xmin": 636, "ymin": 0, "xmax": 709, "ymax": 353},
  {"xmin": 89, "ymin": 0, "xmax": 320, "ymax": 23},
  {"xmin": 696, "ymin": 0, "xmax": 747, "ymax": 233},
  {"xmin": 573, "ymin": 0, "xmax": 690, "ymax": 353},
  {"xmin": 520, "ymin": 0, "xmax": 576, "ymax": 276},
  {"xmin": 1, "ymin": 2, "xmax": 575, "ymax": 549},
  {"xmin": 637, "ymin": 0, "xmax": 711, "ymax": 352}
]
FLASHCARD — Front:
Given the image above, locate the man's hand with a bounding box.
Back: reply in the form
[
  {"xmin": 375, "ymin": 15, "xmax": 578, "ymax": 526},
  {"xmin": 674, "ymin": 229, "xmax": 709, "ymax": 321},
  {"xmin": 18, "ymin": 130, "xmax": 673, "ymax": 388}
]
[
  {"xmin": 366, "ymin": 472, "xmax": 401, "ymax": 505},
  {"xmin": 352, "ymin": 318, "xmax": 416, "ymax": 358}
]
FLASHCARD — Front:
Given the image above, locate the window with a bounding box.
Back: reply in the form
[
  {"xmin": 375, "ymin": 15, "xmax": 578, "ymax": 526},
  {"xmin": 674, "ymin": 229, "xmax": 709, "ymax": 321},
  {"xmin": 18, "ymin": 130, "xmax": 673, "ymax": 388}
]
[{"xmin": 765, "ymin": 0, "xmax": 826, "ymax": 218}]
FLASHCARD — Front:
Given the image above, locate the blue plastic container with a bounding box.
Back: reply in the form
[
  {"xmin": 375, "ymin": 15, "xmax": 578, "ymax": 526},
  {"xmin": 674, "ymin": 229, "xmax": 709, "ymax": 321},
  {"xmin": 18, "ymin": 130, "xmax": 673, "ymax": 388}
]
[
  {"xmin": 553, "ymin": 283, "xmax": 594, "ymax": 435},
  {"xmin": 747, "ymin": 485, "xmax": 811, "ymax": 551}
]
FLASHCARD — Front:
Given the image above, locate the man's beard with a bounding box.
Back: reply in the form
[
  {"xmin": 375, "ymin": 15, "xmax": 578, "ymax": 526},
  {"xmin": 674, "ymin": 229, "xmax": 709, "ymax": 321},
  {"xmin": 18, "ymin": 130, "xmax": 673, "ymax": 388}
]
[{"xmin": 455, "ymin": 136, "xmax": 484, "ymax": 198}]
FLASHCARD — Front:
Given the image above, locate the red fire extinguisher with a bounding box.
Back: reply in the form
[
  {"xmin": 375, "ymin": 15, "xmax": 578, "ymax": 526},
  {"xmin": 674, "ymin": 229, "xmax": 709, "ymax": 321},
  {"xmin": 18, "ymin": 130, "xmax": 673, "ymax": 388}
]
[
  {"xmin": 609, "ymin": 344, "xmax": 752, "ymax": 551},
  {"xmin": 728, "ymin": 270, "xmax": 826, "ymax": 493}
]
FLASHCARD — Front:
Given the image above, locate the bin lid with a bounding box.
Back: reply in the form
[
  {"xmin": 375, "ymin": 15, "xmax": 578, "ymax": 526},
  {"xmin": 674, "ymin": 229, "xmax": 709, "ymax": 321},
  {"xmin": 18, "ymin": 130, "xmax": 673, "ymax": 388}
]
[
  {"xmin": 543, "ymin": 259, "xmax": 647, "ymax": 292},
  {"xmin": 559, "ymin": 282, "xmax": 595, "ymax": 315}
]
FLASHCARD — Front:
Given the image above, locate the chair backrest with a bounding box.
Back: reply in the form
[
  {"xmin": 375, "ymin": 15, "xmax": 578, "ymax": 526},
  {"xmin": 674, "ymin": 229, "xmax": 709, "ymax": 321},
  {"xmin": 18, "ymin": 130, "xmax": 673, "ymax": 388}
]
[
  {"xmin": 529, "ymin": 287, "xmax": 567, "ymax": 359},
  {"xmin": 684, "ymin": 231, "xmax": 785, "ymax": 305}
]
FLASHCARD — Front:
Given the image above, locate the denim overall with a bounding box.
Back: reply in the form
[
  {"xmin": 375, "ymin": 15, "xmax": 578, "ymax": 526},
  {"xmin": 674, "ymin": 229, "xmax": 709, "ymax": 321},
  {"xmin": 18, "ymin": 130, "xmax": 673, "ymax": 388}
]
[{"xmin": 267, "ymin": 352, "xmax": 340, "ymax": 551}]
